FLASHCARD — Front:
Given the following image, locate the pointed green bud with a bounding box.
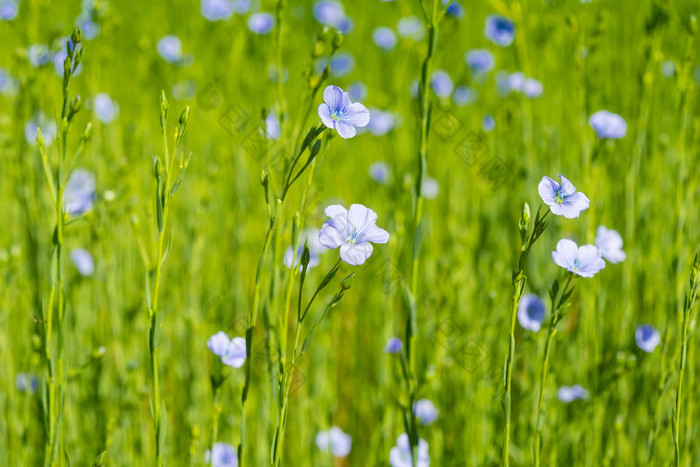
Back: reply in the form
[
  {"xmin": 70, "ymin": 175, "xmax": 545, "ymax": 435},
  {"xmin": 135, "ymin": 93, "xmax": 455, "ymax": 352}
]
[
  {"xmin": 70, "ymin": 95, "xmax": 82, "ymax": 114},
  {"xmin": 300, "ymin": 245, "xmax": 311, "ymax": 268},
  {"xmin": 71, "ymin": 27, "xmax": 82, "ymax": 45},
  {"xmin": 522, "ymin": 202, "xmax": 531, "ymax": 224},
  {"xmin": 83, "ymin": 122, "xmax": 93, "ymax": 141},
  {"xmin": 341, "ymin": 272, "xmax": 355, "ymax": 290},
  {"xmin": 331, "ymin": 31, "xmax": 343, "ymax": 49}
]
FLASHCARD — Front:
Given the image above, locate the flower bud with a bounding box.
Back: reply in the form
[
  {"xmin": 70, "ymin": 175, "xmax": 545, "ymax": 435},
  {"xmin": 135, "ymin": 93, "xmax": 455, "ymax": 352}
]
[
  {"xmin": 71, "ymin": 27, "xmax": 82, "ymax": 45},
  {"xmin": 341, "ymin": 272, "xmax": 355, "ymax": 290}
]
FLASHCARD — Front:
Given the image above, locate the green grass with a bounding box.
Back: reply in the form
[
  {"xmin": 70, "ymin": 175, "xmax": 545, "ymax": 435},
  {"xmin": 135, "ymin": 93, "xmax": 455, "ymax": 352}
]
[{"xmin": 1, "ymin": 0, "xmax": 699, "ymax": 465}]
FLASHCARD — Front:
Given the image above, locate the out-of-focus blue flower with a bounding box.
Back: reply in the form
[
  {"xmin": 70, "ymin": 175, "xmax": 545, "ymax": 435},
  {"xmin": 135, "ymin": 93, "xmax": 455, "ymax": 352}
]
[
  {"xmin": 172, "ymin": 80, "xmax": 197, "ymax": 100},
  {"xmin": 284, "ymin": 246, "xmax": 320, "ymax": 270},
  {"xmin": 205, "ymin": 442, "xmax": 238, "ymax": 467},
  {"xmin": 262, "ymin": 112, "xmax": 281, "ymax": 140},
  {"xmin": 485, "ymin": 14, "xmax": 515, "ymax": 46},
  {"xmin": 71, "ymin": 248, "xmax": 95, "ymax": 276},
  {"xmin": 232, "ymin": 0, "xmax": 250, "ymax": 13},
  {"xmin": 27, "ymin": 44, "xmax": 50, "ymax": 67},
  {"xmin": 330, "ymin": 52, "xmax": 354, "ymax": 76},
  {"xmin": 93, "ymin": 93, "xmax": 118, "ymax": 124},
  {"xmin": 373, "ymin": 27, "xmax": 397, "ymax": 50},
  {"xmin": 483, "ymin": 114, "xmax": 495, "ymax": 131},
  {"xmin": 318, "ymin": 85, "xmax": 369, "ymax": 138},
  {"xmin": 25, "ymin": 112, "xmax": 57, "ymax": 146},
  {"xmin": 453, "ymin": 86, "xmax": 477, "ymax": 106},
  {"xmin": 443, "ymin": 0, "xmax": 464, "ymax": 19},
  {"xmin": 557, "ymin": 385, "xmax": 589, "ymax": 402},
  {"xmin": 465, "ymin": 49, "xmax": 494, "ymax": 73},
  {"xmin": 319, "ymin": 204, "xmax": 389, "ymax": 266},
  {"xmin": 0, "ymin": 0, "xmax": 18, "ymax": 21},
  {"xmin": 157, "ymin": 35, "xmax": 184, "ymax": 64},
  {"xmin": 0, "ymin": 67, "xmax": 18, "ymax": 96},
  {"xmin": 635, "ymin": 324, "xmax": 660, "ymax": 353},
  {"xmin": 207, "ymin": 332, "xmax": 247, "ymax": 368},
  {"xmin": 248, "ymin": 12, "xmax": 274, "ymax": 34},
  {"xmin": 75, "ymin": 12, "xmax": 100, "ymax": 40},
  {"xmin": 16, "ymin": 373, "xmax": 39, "ymax": 393},
  {"xmin": 518, "ymin": 294, "xmax": 545, "ymax": 332},
  {"xmin": 201, "ymin": 0, "xmax": 234, "ymax": 21},
  {"xmin": 589, "ymin": 110, "xmax": 626, "ymax": 139},
  {"xmin": 538, "ymin": 174, "xmax": 590, "ymax": 219},
  {"xmin": 52, "ymin": 41, "xmax": 83, "ymax": 77},
  {"xmin": 397, "ymin": 15, "xmax": 424, "ymax": 40},
  {"xmin": 316, "ymin": 426, "xmax": 352, "ymax": 457},
  {"xmin": 267, "ymin": 64, "xmax": 289, "ymax": 83},
  {"xmin": 390, "ymin": 434, "xmax": 429, "ymax": 467},
  {"xmin": 63, "ymin": 168, "xmax": 96, "ymax": 216},
  {"xmin": 313, "ymin": 0, "xmax": 345, "ymax": 28},
  {"xmin": 409, "ymin": 79, "xmax": 419, "ymax": 99},
  {"xmin": 370, "ymin": 162, "xmax": 391, "ymax": 184},
  {"xmin": 384, "ymin": 337, "xmax": 402, "ymax": 354},
  {"xmin": 523, "ymin": 78, "xmax": 543, "ymax": 98},
  {"xmin": 552, "ymin": 239, "xmax": 605, "ymax": 278},
  {"xmin": 367, "ymin": 109, "xmax": 394, "ymax": 136},
  {"xmin": 422, "ymin": 176, "xmax": 439, "ymax": 199},
  {"xmin": 595, "ymin": 225, "xmax": 625, "ymax": 264},
  {"xmin": 508, "ymin": 72, "xmax": 525, "ymax": 92},
  {"xmin": 430, "ymin": 70, "xmax": 453, "ymax": 98},
  {"xmin": 413, "ymin": 399, "xmax": 439, "ymax": 425},
  {"xmin": 661, "ymin": 60, "xmax": 675, "ymax": 77},
  {"xmin": 347, "ymin": 82, "xmax": 367, "ymax": 101}
]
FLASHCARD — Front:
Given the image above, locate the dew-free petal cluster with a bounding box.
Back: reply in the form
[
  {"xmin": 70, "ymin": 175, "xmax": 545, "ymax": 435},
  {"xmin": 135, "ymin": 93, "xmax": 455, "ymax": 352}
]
[
  {"xmin": 389, "ymin": 434, "xmax": 429, "ymax": 467},
  {"xmin": 384, "ymin": 337, "xmax": 403, "ymax": 354},
  {"xmin": 635, "ymin": 324, "xmax": 660, "ymax": 353},
  {"xmin": 205, "ymin": 442, "xmax": 238, "ymax": 467},
  {"xmin": 413, "ymin": 399, "xmax": 439, "ymax": 425},
  {"xmin": 557, "ymin": 385, "xmax": 589, "ymax": 402},
  {"xmin": 518, "ymin": 294, "xmax": 545, "ymax": 332},
  {"xmin": 595, "ymin": 225, "xmax": 626, "ymax": 263},
  {"xmin": 485, "ymin": 15, "xmax": 515, "ymax": 46},
  {"xmin": 538, "ymin": 174, "xmax": 590, "ymax": 218},
  {"xmin": 207, "ymin": 332, "xmax": 247, "ymax": 368},
  {"xmin": 319, "ymin": 204, "xmax": 389, "ymax": 266},
  {"xmin": 318, "ymin": 85, "xmax": 370, "ymax": 138},
  {"xmin": 64, "ymin": 169, "xmax": 96, "ymax": 217},
  {"xmin": 552, "ymin": 239, "xmax": 605, "ymax": 278},
  {"xmin": 315, "ymin": 426, "xmax": 352, "ymax": 457},
  {"xmin": 71, "ymin": 248, "xmax": 95, "ymax": 276},
  {"xmin": 589, "ymin": 110, "xmax": 626, "ymax": 139}
]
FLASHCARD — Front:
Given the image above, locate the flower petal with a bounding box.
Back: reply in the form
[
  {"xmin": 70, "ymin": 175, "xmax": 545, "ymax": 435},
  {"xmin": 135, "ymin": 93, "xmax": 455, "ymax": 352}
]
[
  {"xmin": 537, "ymin": 176, "xmax": 558, "ymax": 205},
  {"xmin": 340, "ymin": 242, "xmax": 373, "ymax": 265},
  {"xmin": 342, "ymin": 102, "xmax": 370, "ymax": 127},
  {"xmin": 207, "ymin": 331, "xmax": 230, "ymax": 357},
  {"xmin": 558, "ymin": 174, "xmax": 576, "ymax": 195},
  {"xmin": 576, "ymin": 244, "xmax": 606, "ymax": 277},
  {"xmin": 319, "ymin": 220, "xmax": 345, "ymax": 249},
  {"xmin": 325, "ymin": 204, "xmax": 348, "ymax": 219},
  {"xmin": 318, "ymin": 103, "xmax": 334, "ymax": 129},
  {"xmin": 323, "ymin": 85, "xmax": 344, "ymax": 111},
  {"xmin": 359, "ymin": 225, "xmax": 390, "ymax": 244},
  {"xmin": 347, "ymin": 204, "xmax": 377, "ymax": 232},
  {"xmin": 335, "ymin": 121, "xmax": 357, "ymax": 138},
  {"xmin": 552, "ymin": 239, "xmax": 578, "ymax": 270}
]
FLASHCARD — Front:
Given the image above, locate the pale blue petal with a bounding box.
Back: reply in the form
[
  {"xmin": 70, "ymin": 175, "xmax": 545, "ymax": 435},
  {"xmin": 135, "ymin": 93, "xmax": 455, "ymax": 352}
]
[
  {"xmin": 319, "ymin": 221, "xmax": 345, "ymax": 249},
  {"xmin": 558, "ymin": 174, "xmax": 576, "ymax": 196},
  {"xmin": 340, "ymin": 242, "xmax": 373, "ymax": 265},
  {"xmin": 538, "ymin": 176, "xmax": 558, "ymax": 205},
  {"xmin": 207, "ymin": 331, "xmax": 230, "ymax": 357},
  {"xmin": 323, "ymin": 85, "xmax": 344, "ymax": 112},
  {"xmin": 359, "ymin": 225, "xmax": 390, "ymax": 244},
  {"xmin": 318, "ymin": 103, "xmax": 334, "ymax": 128},
  {"xmin": 552, "ymin": 239, "xmax": 578, "ymax": 270},
  {"xmin": 335, "ymin": 121, "xmax": 357, "ymax": 138}
]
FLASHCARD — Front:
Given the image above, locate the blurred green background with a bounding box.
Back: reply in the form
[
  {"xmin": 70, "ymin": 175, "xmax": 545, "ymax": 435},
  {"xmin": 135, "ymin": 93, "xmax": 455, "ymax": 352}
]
[{"xmin": 1, "ymin": 0, "xmax": 699, "ymax": 465}]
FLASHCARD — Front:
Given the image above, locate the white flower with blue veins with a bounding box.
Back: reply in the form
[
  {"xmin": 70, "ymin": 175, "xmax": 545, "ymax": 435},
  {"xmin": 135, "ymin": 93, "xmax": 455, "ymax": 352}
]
[
  {"xmin": 316, "ymin": 426, "xmax": 352, "ymax": 457},
  {"xmin": 318, "ymin": 85, "xmax": 370, "ymax": 139},
  {"xmin": 552, "ymin": 239, "xmax": 605, "ymax": 278},
  {"xmin": 538, "ymin": 174, "xmax": 590, "ymax": 219},
  {"xmin": 207, "ymin": 331, "xmax": 247, "ymax": 368},
  {"xmin": 390, "ymin": 434, "xmax": 430, "ymax": 467},
  {"xmin": 319, "ymin": 204, "xmax": 389, "ymax": 266}
]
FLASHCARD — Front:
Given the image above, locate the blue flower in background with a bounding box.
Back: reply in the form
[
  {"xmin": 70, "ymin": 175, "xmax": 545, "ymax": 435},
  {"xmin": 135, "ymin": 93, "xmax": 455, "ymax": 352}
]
[
  {"xmin": 0, "ymin": 67, "xmax": 18, "ymax": 96},
  {"xmin": 589, "ymin": 110, "xmax": 626, "ymax": 139},
  {"xmin": 384, "ymin": 337, "xmax": 402, "ymax": 354},
  {"xmin": 508, "ymin": 71, "xmax": 525, "ymax": 92},
  {"xmin": 397, "ymin": 15, "xmax": 424, "ymax": 40},
  {"xmin": 373, "ymin": 27, "xmax": 397, "ymax": 50},
  {"xmin": 330, "ymin": 52, "xmax": 354, "ymax": 75},
  {"xmin": 483, "ymin": 114, "xmax": 495, "ymax": 131},
  {"xmin": 422, "ymin": 176, "xmax": 439, "ymax": 199},
  {"xmin": 485, "ymin": 14, "xmax": 515, "ymax": 46},
  {"xmin": 313, "ymin": 0, "xmax": 346, "ymax": 28},
  {"xmin": 557, "ymin": 385, "xmax": 589, "ymax": 402},
  {"xmin": 523, "ymin": 78, "xmax": 543, "ymax": 98},
  {"xmin": 319, "ymin": 204, "xmax": 389, "ymax": 265},
  {"xmin": 15, "ymin": 373, "xmax": 38, "ymax": 393},
  {"xmin": 453, "ymin": 86, "xmax": 477, "ymax": 106},
  {"xmin": 413, "ymin": 399, "xmax": 439, "ymax": 425},
  {"xmin": 157, "ymin": 35, "xmax": 192, "ymax": 65},
  {"xmin": 284, "ymin": 246, "xmax": 320, "ymax": 270},
  {"xmin": 316, "ymin": 426, "xmax": 352, "ymax": 457},
  {"xmin": 0, "ymin": 0, "xmax": 18, "ymax": 21},
  {"xmin": 635, "ymin": 324, "xmax": 660, "ymax": 353},
  {"xmin": 94, "ymin": 93, "xmax": 118, "ymax": 124},
  {"xmin": 27, "ymin": 44, "xmax": 50, "ymax": 67},
  {"xmin": 25, "ymin": 112, "xmax": 57, "ymax": 146},
  {"xmin": 232, "ymin": 0, "xmax": 250, "ymax": 13},
  {"xmin": 63, "ymin": 168, "xmax": 96, "ymax": 216},
  {"xmin": 465, "ymin": 49, "xmax": 494, "ymax": 73},
  {"xmin": 71, "ymin": 248, "xmax": 95, "ymax": 276},
  {"xmin": 518, "ymin": 294, "xmax": 545, "ymax": 332},
  {"xmin": 367, "ymin": 109, "xmax": 394, "ymax": 136},
  {"xmin": 347, "ymin": 81, "xmax": 367, "ymax": 101},
  {"xmin": 201, "ymin": 0, "xmax": 234, "ymax": 21},
  {"xmin": 75, "ymin": 12, "xmax": 100, "ymax": 40},
  {"xmin": 370, "ymin": 162, "xmax": 391, "ymax": 184},
  {"xmin": 318, "ymin": 85, "xmax": 369, "ymax": 138},
  {"xmin": 595, "ymin": 225, "xmax": 626, "ymax": 263},
  {"xmin": 207, "ymin": 331, "xmax": 247, "ymax": 368},
  {"xmin": 248, "ymin": 12, "xmax": 274, "ymax": 34},
  {"xmin": 443, "ymin": 0, "xmax": 464, "ymax": 19},
  {"xmin": 390, "ymin": 434, "xmax": 429, "ymax": 467},
  {"xmin": 53, "ymin": 39, "xmax": 83, "ymax": 77},
  {"xmin": 172, "ymin": 80, "xmax": 197, "ymax": 100},
  {"xmin": 538, "ymin": 174, "xmax": 590, "ymax": 218},
  {"xmin": 205, "ymin": 442, "xmax": 238, "ymax": 467},
  {"xmin": 552, "ymin": 239, "xmax": 605, "ymax": 278},
  {"xmin": 430, "ymin": 69, "xmax": 453, "ymax": 98}
]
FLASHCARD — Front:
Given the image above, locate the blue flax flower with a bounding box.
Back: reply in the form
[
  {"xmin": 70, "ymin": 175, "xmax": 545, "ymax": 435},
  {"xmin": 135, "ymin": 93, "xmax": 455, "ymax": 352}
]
[
  {"xmin": 319, "ymin": 204, "xmax": 389, "ymax": 265},
  {"xmin": 318, "ymin": 85, "xmax": 370, "ymax": 138},
  {"xmin": 485, "ymin": 15, "xmax": 515, "ymax": 46},
  {"xmin": 538, "ymin": 174, "xmax": 590, "ymax": 219},
  {"xmin": 552, "ymin": 239, "xmax": 605, "ymax": 278},
  {"xmin": 518, "ymin": 294, "xmax": 545, "ymax": 332},
  {"xmin": 635, "ymin": 324, "xmax": 660, "ymax": 353}
]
